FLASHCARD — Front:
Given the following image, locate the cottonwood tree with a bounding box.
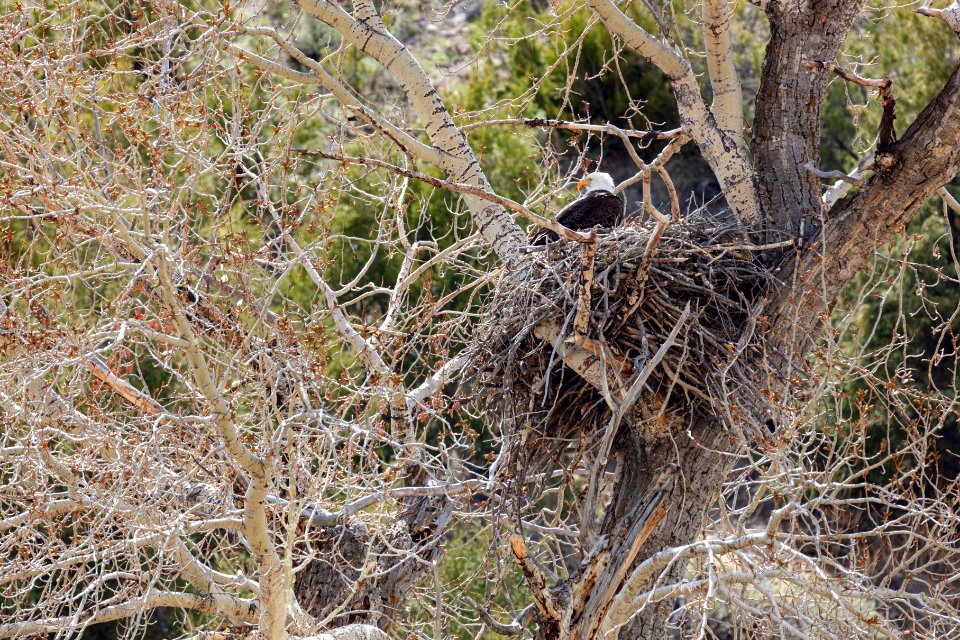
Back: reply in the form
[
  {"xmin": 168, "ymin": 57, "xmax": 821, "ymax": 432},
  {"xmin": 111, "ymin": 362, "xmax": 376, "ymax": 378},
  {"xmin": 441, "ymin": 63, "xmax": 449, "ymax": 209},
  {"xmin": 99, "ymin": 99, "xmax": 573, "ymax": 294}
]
[{"xmin": 1, "ymin": 0, "xmax": 959, "ymax": 639}]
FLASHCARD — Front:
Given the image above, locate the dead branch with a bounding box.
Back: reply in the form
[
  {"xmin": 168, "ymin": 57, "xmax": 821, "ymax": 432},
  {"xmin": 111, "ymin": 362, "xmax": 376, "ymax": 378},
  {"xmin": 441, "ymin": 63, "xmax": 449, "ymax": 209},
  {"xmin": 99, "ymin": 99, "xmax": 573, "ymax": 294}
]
[
  {"xmin": 804, "ymin": 58, "xmax": 897, "ymax": 151},
  {"xmin": 461, "ymin": 596, "xmax": 535, "ymax": 636},
  {"xmin": 803, "ymin": 163, "xmax": 866, "ymax": 186},
  {"xmin": 509, "ymin": 535, "xmax": 561, "ymax": 625},
  {"xmin": 916, "ymin": 3, "xmax": 960, "ymax": 37},
  {"xmin": 802, "ymin": 59, "xmax": 890, "ymax": 89},
  {"xmin": 85, "ymin": 356, "xmax": 168, "ymax": 416}
]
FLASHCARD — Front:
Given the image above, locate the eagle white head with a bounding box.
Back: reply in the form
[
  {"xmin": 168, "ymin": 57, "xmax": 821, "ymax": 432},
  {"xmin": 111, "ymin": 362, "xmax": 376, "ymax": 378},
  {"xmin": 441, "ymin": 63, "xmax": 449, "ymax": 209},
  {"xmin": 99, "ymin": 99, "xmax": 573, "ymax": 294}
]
[{"xmin": 576, "ymin": 172, "xmax": 616, "ymax": 194}]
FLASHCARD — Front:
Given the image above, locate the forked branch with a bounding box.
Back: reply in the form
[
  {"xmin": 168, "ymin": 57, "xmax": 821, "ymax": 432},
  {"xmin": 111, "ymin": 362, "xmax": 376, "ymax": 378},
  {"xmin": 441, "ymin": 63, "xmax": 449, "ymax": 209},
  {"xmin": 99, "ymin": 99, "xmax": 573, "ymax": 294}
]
[{"xmin": 804, "ymin": 58, "xmax": 897, "ymax": 153}]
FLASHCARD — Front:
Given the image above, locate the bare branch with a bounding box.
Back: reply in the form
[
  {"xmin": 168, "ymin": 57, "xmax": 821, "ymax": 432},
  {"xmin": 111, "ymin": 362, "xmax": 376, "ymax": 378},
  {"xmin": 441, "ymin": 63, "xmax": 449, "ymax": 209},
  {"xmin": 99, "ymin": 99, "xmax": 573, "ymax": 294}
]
[
  {"xmin": 84, "ymin": 356, "xmax": 168, "ymax": 416},
  {"xmin": 296, "ymin": 149, "xmax": 594, "ymax": 244},
  {"xmin": 509, "ymin": 535, "xmax": 561, "ymax": 624},
  {"xmin": 460, "ymin": 118, "xmax": 684, "ymax": 141},
  {"xmin": 917, "ymin": 2, "xmax": 960, "ymax": 36},
  {"xmin": 822, "ymin": 154, "xmax": 875, "ymax": 209},
  {"xmin": 803, "ymin": 163, "xmax": 866, "ymax": 187},
  {"xmin": 703, "ymin": 0, "xmax": 744, "ymax": 134},
  {"xmin": 0, "ymin": 592, "xmax": 258, "ymax": 638},
  {"xmin": 303, "ymin": 626, "xmax": 390, "ymax": 640},
  {"xmin": 802, "ymin": 58, "xmax": 890, "ymax": 89},
  {"xmin": 462, "ymin": 596, "xmax": 534, "ymax": 636},
  {"xmin": 586, "ymin": 0, "xmax": 760, "ymax": 223}
]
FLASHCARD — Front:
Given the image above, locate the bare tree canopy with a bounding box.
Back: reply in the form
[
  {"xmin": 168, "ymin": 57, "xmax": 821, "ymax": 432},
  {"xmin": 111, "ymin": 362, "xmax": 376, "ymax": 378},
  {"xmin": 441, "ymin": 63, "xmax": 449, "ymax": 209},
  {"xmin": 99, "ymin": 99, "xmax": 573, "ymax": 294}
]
[{"xmin": 1, "ymin": 0, "xmax": 958, "ymax": 639}]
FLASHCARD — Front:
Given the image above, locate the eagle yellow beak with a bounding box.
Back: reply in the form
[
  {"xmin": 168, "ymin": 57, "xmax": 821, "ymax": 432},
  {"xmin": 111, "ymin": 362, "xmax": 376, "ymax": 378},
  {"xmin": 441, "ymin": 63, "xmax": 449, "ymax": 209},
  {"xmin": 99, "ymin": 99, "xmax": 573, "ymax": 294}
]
[{"xmin": 576, "ymin": 178, "xmax": 588, "ymax": 190}]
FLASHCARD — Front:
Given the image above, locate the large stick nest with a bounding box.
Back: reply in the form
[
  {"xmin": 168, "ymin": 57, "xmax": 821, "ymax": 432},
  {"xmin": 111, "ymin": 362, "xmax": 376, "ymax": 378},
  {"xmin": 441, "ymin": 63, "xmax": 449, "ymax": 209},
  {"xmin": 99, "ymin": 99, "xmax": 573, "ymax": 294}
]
[{"xmin": 467, "ymin": 216, "xmax": 784, "ymax": 476}]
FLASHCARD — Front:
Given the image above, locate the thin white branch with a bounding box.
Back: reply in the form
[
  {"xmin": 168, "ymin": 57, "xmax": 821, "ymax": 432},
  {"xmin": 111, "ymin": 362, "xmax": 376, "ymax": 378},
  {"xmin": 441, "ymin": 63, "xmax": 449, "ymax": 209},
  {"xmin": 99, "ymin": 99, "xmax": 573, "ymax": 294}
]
[
  {"xmin": 459, "ymin": 118, "xmax": 683, "ymax": 140},
  {"xmin": 822, "ymin": 155, "xmax": 875, "ymax": 210},
  {"xmin": 151, "ymin": 248, "xmax": 265, "ymax": 478},
  {"xmin": 703, "ymin": 0, "xmax": 744, "ymax": 135},
  {"xmin": 0, "ymin": 591, "xmax": 258, "ymax": 637},
  {"xmin": 292, "ymin": 0, "xmax": 528, "ymax": 264},
  {"xmin": 270, "ymin": 479, "xmax": 485, "ymax": 527},
  {"xmin": 586, "ymin": 0, "xmax": 761, "ymax": 223},
  {"xmin": 228, "ymin": 23, "xmax": 441, "ymax": 166},
  {"xmin": 408, "ymin": 354, "xmax": 469, "ymax": 407}
]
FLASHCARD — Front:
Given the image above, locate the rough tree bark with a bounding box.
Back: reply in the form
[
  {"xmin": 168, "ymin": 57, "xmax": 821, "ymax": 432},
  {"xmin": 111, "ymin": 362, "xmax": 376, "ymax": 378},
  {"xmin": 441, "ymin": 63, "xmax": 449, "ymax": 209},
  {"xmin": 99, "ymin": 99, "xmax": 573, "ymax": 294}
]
[
  {"xmin": 780, "ymin": 61, "xmax": 960, "ymax": 344},
  {"xmin": 751, "ymin": 0, "xmax": 869, "ymax": 238}
]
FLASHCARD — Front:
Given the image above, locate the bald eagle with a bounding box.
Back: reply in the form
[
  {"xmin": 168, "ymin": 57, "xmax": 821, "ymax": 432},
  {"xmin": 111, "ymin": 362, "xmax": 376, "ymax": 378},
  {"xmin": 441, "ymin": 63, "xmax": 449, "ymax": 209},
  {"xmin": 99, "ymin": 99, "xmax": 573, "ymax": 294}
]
[{"xmin": 529, "ymin": 172, "xmax": 625, "ymax": 245}]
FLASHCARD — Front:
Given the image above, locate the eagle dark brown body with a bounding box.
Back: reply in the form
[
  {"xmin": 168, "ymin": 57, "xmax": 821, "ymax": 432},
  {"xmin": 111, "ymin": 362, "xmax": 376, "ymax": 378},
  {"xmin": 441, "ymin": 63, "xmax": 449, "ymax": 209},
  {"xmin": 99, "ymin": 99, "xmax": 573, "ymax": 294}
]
[{"xmin": 530, "ymin": 189, "xmax": 625, "ymax": 245}]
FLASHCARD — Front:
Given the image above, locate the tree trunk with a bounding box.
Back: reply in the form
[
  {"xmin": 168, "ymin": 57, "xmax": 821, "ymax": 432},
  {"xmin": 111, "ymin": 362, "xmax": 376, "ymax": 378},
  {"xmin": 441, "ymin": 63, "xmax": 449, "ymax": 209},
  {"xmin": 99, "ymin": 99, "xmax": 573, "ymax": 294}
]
[
  {"xmin": 751, "ymin": 0, "xmax": 868, "ymax": 237},
  {"xmin": 611, "ymin": 418, "xmax": 737, "ymax": 638}
]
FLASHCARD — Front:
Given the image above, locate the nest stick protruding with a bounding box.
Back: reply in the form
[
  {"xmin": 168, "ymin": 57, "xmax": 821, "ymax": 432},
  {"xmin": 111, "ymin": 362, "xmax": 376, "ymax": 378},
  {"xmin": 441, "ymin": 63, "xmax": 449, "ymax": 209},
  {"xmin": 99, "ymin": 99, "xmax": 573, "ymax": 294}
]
[{"xmin": 574, "ymin": 233, "xmax": 599, "ymax": 341}]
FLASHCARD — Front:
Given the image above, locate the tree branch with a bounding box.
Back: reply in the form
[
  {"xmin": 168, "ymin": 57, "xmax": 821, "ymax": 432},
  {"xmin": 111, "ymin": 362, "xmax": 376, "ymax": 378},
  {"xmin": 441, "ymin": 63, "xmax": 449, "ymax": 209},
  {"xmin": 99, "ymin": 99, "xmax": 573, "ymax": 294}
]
[
  {"xmin": 917, "ymin": 3, "xmax": 960, "ymax": 37},
  {"xmin": 586, "ymin": 0, "xmax": 760, "ymax": 223},
  {"xmin": 0, "ymin": 592, "xmax": 258, "ymax": 637},
  {"xmin": 296, "ymin": 150, "xmax": 594, "ymax": 243},
  {"xmin": 822, "ymin": 155, "xmax": 875, "ymax": 210},
  {"xmin": 303, "ymin": 624, "xmax": 390, "ymax": 640},
  {"xmin": 459, "ymin": 117, "xmax": 683, "ymax": 141},
  {"xmin": 703, "ymin": 0, "xmax": 744, "ymax": 135},
  {"xmin": 775, "ymin": 61, "xmax": 960, "ymax": 350},
  {"xmin": 462, "ymin": 597, "xmax": 535, "ymax": 636},
  {"xmin": 802, "ymin": 163, "xmax": 865, "ymax": 187},
  {"xmin": 85, "ymin": 356, "xmax": 168, "ymax": 416},
  {"xmin": 292, "ymin": 0, "xmax": 528, "ymax": 265},
  {"xmin": 509, "ymin": 535, "xmax": 561, "ymax": 625},
  {"xmin": 269, "ymin": 480, "xmax": 486, "ymax": 527}
]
